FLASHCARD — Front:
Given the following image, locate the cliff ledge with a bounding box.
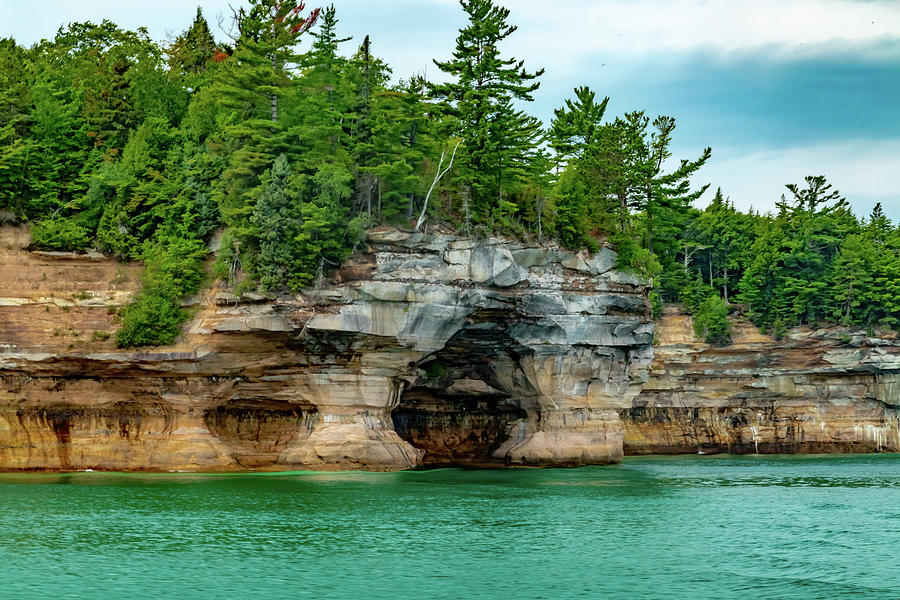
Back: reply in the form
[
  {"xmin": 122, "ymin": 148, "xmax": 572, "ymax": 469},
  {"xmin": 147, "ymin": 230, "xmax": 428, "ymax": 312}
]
[
  {"xmin": 625, "ymin": 308, "xmax": 900, "ymax": 454},
  {"xmin": 0, "ymin": 225, "xmax": 652, "ymax": 471}
]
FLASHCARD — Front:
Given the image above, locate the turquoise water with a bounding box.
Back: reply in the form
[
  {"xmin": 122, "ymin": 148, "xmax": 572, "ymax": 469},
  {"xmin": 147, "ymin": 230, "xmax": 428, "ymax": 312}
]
[{"xmin": 3, "ymin": 455, "xmax": 900, "ymax": 599}]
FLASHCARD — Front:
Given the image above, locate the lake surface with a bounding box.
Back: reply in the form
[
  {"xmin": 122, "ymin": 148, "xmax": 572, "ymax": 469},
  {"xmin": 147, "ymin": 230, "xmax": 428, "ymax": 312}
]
[{"xmin": 2, "ymin": 454, "xmax": 900, "ymax": 599}]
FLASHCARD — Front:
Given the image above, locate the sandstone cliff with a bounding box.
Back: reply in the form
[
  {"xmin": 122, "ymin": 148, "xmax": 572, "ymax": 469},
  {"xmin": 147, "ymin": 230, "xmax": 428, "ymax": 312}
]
[
  {"xmin": 6, "ymin": 223, "xmax": 899, "ymax": 471},
  {"xmin": 624, "ymin": 308, "xmax": 900, "ymax": 454},
  {"xmin": 0, "ymin": 225, "xmax": 652, "ymax": 471}
]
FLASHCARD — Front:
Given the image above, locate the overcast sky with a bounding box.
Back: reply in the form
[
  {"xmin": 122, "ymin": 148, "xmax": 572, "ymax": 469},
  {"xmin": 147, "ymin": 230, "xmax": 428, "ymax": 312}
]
[{"xmin": 3, "ymin": 0, "xmax": 898, "ymax": 220}]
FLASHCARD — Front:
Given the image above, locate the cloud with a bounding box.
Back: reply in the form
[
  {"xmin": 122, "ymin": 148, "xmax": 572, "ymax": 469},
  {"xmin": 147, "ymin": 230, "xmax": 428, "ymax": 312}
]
[
  {"xmin": 4, "ymin": 0, "xmax": 896, "ymax": 224},
  {"xmin": 508, "ymin": 0, "xmax": 900, "ymax": 59},
  {"xmin": 547, "ymin": 42, "xmax": 900, "ymax": 147},
  {"xmin": 0, "ymin": 0, "xmax": 239, "ymax": 45},
  {"xmin": 693, "ymin": 138, "xmax": 900, "ymax": 220}
]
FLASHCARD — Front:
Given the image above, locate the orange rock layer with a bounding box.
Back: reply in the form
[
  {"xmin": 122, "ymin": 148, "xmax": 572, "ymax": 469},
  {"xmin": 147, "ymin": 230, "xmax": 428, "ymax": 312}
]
[
  {"xmin": 624, "ymin": 309, "xmax": 900, "ymax": 455},
  {"xmin": 1, "ymin": 225, "xmax": 652, "ymax": 471}
]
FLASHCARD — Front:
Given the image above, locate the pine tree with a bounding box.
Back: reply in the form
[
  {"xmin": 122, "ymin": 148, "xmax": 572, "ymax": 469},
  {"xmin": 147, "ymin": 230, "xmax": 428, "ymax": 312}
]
[
  {"xmin": 367, "ymin": 76, "xmax": 437, "ymax": 222},
  {"xmin": 549, "ymin": 86, "xmax": 609, "ymax": 162},
  {"xmin": 431, "ymin": 0, "xmax": 544, "ymax": 224},
  {"xmin": 44, "ymin": 21, "xmax": 160, "ymax": 152},
  {"xmin": 689, "ymin": 189, "xmax": 750, "ymax": 302},
  {"xmin": 294, "ymin": 161, "xmax": 354, "ymax": 286},
  {"xmin": 739, "ymin": 176, "xmax": 856, "ymax": 328},
  {"xmin": 347, "ymin": 35, "xmax": 392, "ymax": 218},
  {"xmin": 638, "ymin": 115, "xmax": 711, "ymax": 257},
  {"xmin": 251, "ymin": 154, "xmax": 303, "ymax": 292},
  {"xmin": 94, "ymin": 116, "xmax": 179, "ymax": 258},
  {"xmin": 0, "ymin": 38, "xmax": 39, "ymax": 217},
  {"xmin": 289, "ymin": 4, "xmax": 353, "ymax": 174},
  {"xmin": 214, "ymin": 0, "xmax": 319, "ymax": 226},
  {"xmin": 550, "ymin": 86, "xmax": 616, "ymax": 246},
  {"xmin": 167, "ymin": 7, "xmax": 219, "ymax": 78}
]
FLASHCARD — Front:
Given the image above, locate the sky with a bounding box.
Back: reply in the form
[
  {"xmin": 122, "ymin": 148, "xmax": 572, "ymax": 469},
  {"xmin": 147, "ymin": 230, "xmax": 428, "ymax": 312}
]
[{"xmin": 2, "ymin": 0, "xmax": 899, "ymax": 220}]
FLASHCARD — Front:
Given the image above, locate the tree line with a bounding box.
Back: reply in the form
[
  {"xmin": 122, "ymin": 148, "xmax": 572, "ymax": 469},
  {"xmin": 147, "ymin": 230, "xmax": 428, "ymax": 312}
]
[{"xmin": 0, "ymin": 0, "xmax": 896, "ymax": 346}]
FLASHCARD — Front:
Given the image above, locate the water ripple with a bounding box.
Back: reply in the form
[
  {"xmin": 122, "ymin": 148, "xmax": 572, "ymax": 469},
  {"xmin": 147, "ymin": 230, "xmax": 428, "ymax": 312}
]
[{"xmin": 2, "ymin": 454, "xmax": 900, "ymax": 599}]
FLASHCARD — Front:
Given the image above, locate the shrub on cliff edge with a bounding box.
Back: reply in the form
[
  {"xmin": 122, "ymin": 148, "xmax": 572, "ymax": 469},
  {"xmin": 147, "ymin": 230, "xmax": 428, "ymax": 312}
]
[
  {"xmin": 693, "ymin": 295, "xmax": 731, "ymax": 344},
  {"xmin": 30, "ymin": 218, "xmax": 92, "ymax": 251},
  {"xmin": 116, "ymin": 233, "xmax": 206, "ymax": 347}
]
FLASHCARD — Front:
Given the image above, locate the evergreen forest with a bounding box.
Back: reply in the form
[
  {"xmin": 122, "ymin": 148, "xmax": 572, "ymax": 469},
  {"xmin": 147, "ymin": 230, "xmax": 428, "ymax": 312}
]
[{"xmin": 1, "ymin": 0, "xmax": 897, "ymax": 347}]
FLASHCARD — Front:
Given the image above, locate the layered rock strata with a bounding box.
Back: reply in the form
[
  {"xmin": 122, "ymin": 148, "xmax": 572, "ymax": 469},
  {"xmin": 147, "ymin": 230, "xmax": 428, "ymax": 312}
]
[
  {"xmin": 0, "ymin": 225, "xmax": 653, "ymax": 471},
  {"xmin": 624, "ymin": 308, "xmax": 900, "ymax": 454}
]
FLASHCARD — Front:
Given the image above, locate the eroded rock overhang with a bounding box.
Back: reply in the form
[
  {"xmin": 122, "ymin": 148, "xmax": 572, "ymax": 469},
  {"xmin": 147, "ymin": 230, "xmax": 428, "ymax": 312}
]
[{"xmin": 0, "ymin": 227, "xmax": 653, "ymax": 471}]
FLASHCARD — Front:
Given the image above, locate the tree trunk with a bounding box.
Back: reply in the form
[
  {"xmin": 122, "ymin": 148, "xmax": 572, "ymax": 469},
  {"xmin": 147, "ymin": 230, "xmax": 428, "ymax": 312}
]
[
  {"xmin": 537, "ymin": 195, "xmax": 543, "ymax": 243},
  {"xmin": 270, "ymin": 55, "xmax": 278, "ymax": 122},
  {"xmin": 416, "ymin": 139, "xmax": 462, "ymax": 232},
  {"xmin": 723, "ymin": 265, "xmax": 729, "ymax": 303}
]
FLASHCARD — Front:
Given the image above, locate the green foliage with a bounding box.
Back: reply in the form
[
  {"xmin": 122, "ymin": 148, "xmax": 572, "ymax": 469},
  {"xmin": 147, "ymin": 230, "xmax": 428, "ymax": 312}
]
[
  {"xmin": 686, "ymin": 188, "xmax": 750, "ymax": 303},
  {"xmin": 141, "ymin": 233, "xmax": 207, "ymax": 297},
  {"xmin": 430, "ymin": 0, "xmax": 545, "ymax": 225},
  {"xmin": 30, "ymin": 218, "xmax": 92, "ymax": 251},
  {"xmin": 167, "ymin": 7, "xmax": 219, "ymax": 78},
  {"xmin": 293, "ymin": 161, "xmax": 354, "ymax": 286},
  {"xmin": 115, "ymin": 290, "xmax": 186, "ymax": 347},
  {"xmin": 116, "ymin": 233, "xmax": 206, "ymax": 347},
  {"xmin": 250, "ymin": 154, "xmax": 303, "ymax": 293},
  {"xmin": 3, "ymin": 1, "xmax": 898, "ymax": 350},
  {"xmin": 422, "ymin": 359, "xmax": 448, "ymax": 380},
  {"xmin": 693, "ymin": 294, "xmax": 731, "ymax": 344},
  {"xmin": 678, "ymin": 274, "xmax": 713, "ymax": 314},
  {"xmin": 609, "ymin": 231, "xmax": 660, "ymax": 279},
  {"xmin": 738, "ymin": 176, "xmax": 859, "ymax": 328},
  {"xmin": 649, "ymin": 290, "xmax": 663, "ymax": 320},
  {"xmin": 212, "ymin": 0, "xmax": 320, "ymax": 228}
]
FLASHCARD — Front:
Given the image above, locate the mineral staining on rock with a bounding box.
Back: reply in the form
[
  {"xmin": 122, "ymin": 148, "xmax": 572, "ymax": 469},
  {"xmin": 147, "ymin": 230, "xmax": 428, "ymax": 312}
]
[
  {"xmin": 624, "ymin": 308, "xmax": 900, "ymax": 455},
  {"xmin": 0, "ymin": 226, "xmax": 652, "ymax": 471},
  {"xmin": 4, "ymin": 223, "xmax": 898, "ymax": 472}
]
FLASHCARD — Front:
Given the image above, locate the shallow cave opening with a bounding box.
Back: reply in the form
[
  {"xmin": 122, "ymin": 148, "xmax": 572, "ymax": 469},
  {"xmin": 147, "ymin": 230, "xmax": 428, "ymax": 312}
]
[
  {"xmin": 392, "ymin": 388, "xmax": 527, "ymax": 467},
  {"xmin": 204, "ymin": 399, "xmax": 316, "ymax": 466},
  {"xmin": 391, "ymin": 316, "xmax": 538, "ymax": 467}
]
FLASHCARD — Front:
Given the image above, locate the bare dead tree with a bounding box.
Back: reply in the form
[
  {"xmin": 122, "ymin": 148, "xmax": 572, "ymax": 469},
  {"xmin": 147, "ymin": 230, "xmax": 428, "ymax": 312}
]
[{"xmin": 415, "ymin": 139, "xmax": 462, "ymax": 232}]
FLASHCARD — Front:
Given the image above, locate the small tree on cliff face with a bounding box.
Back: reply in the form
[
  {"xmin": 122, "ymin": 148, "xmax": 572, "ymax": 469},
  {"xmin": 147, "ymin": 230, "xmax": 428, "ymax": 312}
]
[
  {"xmin": 430, "ymin": 0, "xmax": 544, "ymax": 225},
  {"xmin": 693, "ymin": 294, "xmax": 731, "ymax": 344},
  {"xmin": 251, "ymin": 154, "xmax": 302, "ymax": 293}
]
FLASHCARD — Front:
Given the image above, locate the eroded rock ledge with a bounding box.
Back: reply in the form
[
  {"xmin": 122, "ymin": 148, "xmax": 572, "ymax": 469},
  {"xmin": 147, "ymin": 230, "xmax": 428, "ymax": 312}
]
[
  {"xmin": 624, "ymin": 308, "xmax": 900, "ymax": 455},
  {"xmin": 0, "ymin": 226, "xmax": 652, "ymax": 471}
]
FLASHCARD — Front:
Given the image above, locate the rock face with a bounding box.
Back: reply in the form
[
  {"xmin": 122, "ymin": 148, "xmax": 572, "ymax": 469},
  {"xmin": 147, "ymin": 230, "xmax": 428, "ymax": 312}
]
[
  {"xmin": 0, "ymin": 225, "xmax": 652, "ymax": 471},
  {"xmin": 623, "ymin": 308, "xmax": 900, "ymax": 455},
  {"xmin": 7, "ymin": 222, "xmax": 895, "ymax": 471}
]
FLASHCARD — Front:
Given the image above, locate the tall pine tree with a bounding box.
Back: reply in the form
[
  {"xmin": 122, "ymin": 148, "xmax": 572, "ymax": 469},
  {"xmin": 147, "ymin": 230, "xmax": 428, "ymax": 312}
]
[{"xmin": 430, "ymin": 0, "xmax": 544, "ymax": 225}]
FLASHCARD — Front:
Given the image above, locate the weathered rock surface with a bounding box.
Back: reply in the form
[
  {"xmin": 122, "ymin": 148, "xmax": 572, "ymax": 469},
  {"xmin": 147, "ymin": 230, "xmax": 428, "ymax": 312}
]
[
  {"xmin": 0, "ymin": 225, "xmax": 652, "ymax": 471},
  {"xmin": 623, "ymin": 308, "xmax": 900, "ymax": 455}
]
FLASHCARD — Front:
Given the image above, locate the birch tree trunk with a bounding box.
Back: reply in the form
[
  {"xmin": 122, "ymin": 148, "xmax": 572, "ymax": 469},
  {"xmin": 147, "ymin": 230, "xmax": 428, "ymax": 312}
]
[{"xmin": 415, "ymin": 139, "xmax": 462, "ymax": 232}]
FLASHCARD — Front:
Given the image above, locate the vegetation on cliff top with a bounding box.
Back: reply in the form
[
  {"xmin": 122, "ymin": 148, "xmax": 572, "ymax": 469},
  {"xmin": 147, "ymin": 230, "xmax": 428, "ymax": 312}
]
[{"xmin": 1, "ymin": 1, "xmax": 898, "ymax": 346}]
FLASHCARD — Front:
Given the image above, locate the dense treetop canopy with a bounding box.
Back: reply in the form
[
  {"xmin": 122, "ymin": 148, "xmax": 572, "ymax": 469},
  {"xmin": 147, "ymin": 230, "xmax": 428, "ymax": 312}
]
[{"xmin": 0, "ymin": 0, "xmax": 896, "ymax": 346}]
